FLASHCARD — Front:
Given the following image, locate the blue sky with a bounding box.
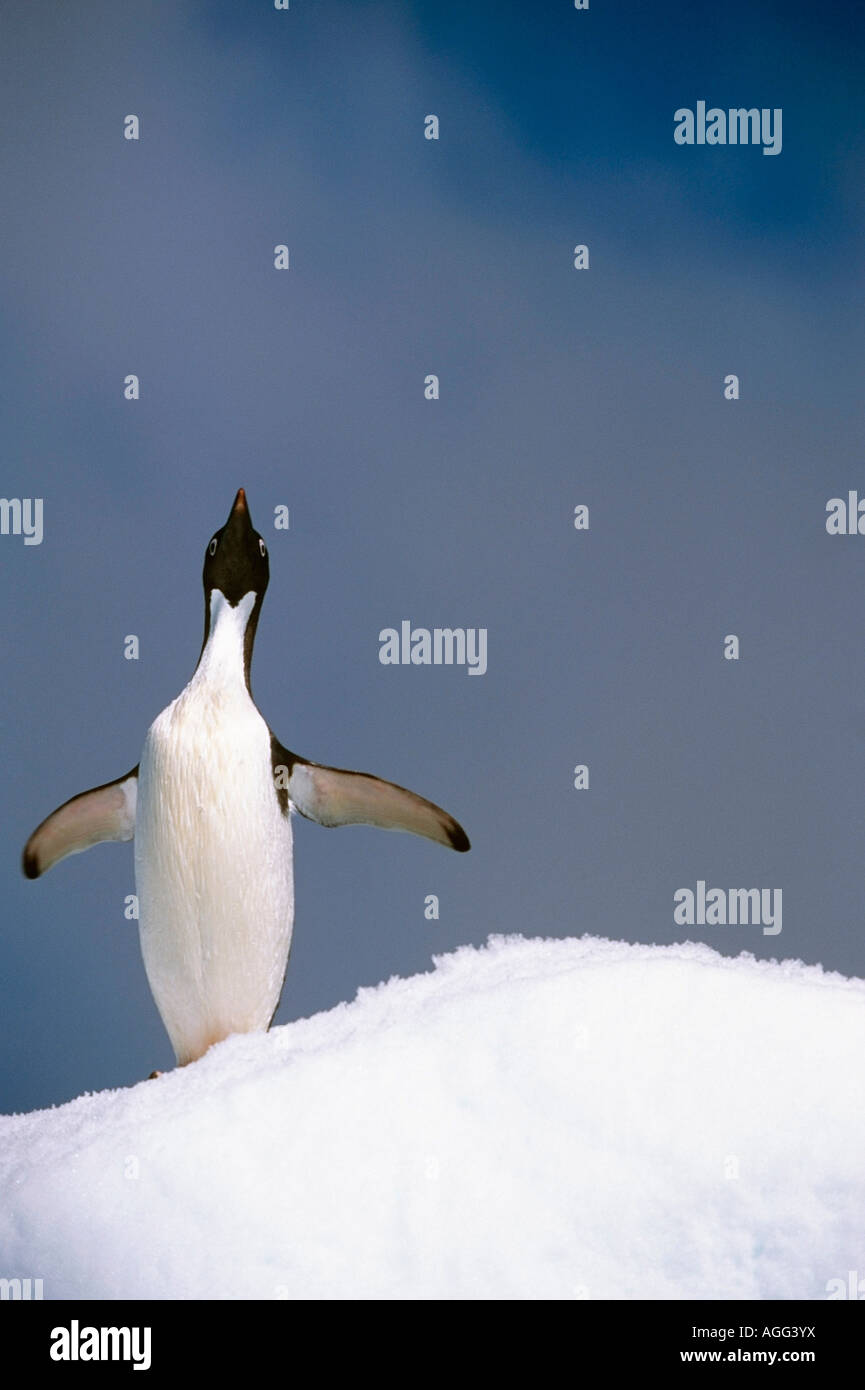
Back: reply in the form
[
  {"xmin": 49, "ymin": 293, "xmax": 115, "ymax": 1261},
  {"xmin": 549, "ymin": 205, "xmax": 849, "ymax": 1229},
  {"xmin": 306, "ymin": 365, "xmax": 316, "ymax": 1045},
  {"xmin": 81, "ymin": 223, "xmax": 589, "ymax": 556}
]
[{"xmin": 2, "ymin": 0, "xmax": 863, "ymax": 1112}]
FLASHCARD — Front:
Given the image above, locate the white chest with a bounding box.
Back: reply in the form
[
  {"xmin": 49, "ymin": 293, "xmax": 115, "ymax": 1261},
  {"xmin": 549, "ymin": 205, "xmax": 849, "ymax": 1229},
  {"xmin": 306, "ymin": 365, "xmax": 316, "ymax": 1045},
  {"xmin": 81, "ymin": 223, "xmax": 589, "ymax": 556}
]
[{"xmin": 133, "ymin": 592, "xmax": 294, "ymax": 1064}]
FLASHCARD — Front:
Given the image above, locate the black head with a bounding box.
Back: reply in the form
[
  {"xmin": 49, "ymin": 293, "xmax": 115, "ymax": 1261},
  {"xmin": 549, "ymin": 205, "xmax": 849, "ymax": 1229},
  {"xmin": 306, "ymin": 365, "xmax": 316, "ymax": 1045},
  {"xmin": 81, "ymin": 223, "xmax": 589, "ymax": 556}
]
[
  {"xmin": 198, "ymin": 489, "xmax": 269, "ymax": 688},
  {"xmin": 203, "ymin": 488, "xmax": 269, "ymax": 604}
]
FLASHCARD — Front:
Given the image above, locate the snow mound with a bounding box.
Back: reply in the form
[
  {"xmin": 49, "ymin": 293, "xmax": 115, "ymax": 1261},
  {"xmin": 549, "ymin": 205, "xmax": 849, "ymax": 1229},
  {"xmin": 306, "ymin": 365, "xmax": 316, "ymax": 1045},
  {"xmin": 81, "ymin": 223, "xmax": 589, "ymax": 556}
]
[{"xmin": 1, "ymin": 935, "xmax": 863, "ymax": 1300}]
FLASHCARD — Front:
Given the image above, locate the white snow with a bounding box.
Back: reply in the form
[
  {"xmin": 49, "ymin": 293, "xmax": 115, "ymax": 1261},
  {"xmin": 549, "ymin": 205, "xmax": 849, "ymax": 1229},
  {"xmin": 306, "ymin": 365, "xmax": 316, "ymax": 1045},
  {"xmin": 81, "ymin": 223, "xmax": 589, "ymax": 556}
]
[{"xmin": 1, "ymin": 935, "xmax": 864, "ymax": 1300}]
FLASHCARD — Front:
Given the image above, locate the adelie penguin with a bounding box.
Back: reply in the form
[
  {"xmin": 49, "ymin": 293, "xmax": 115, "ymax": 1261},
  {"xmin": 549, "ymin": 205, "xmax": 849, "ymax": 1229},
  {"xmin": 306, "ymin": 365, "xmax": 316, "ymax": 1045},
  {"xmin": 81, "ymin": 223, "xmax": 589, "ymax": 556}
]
[{"xmin": 23, "ymin": 490, "xmax": 469, "ymax": 1066}]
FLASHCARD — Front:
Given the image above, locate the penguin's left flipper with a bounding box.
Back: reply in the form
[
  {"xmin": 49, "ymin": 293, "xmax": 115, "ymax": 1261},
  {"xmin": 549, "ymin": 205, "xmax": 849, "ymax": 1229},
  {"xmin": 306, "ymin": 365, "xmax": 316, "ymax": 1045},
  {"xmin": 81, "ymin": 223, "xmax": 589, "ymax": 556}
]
[
  {"xmin": 22, "ymin": 768, "xmax": 139, "ymax": 879},
  {"xmin": 271, "ymin": 739, "xmax": 469, "ymax": 852}
]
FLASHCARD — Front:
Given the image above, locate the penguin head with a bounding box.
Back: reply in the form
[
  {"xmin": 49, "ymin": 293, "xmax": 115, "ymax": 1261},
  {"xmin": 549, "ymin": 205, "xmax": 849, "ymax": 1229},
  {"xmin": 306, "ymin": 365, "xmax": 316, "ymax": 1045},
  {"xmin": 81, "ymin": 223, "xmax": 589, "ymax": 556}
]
[
  {"xmin": 197, "ymin": 489, "xmax": 269, "ymax": 688},
  {"xmin": 203, "ymin": 488, "xmax": 269, "ymax": 607}
]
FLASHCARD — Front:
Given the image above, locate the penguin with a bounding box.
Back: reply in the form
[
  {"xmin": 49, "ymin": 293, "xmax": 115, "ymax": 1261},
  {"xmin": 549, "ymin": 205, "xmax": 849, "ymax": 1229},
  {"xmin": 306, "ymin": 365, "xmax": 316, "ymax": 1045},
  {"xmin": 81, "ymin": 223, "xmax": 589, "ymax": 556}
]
[{"xmin": 22, "ymin": 489, "xmax": 469, "ymax": 1066}]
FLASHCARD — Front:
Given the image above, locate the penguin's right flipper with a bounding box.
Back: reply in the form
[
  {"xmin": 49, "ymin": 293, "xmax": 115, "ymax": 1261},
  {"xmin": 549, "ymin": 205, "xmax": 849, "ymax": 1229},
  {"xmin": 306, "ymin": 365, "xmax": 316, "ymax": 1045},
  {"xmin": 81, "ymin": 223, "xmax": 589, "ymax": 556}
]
[
  {"xmin": 22, "ymin": 768, "xmax": 139, "ymax": 879},
  {"xmin": 271, "ymin": 739, "xmax": 469, "ymax": 852}
]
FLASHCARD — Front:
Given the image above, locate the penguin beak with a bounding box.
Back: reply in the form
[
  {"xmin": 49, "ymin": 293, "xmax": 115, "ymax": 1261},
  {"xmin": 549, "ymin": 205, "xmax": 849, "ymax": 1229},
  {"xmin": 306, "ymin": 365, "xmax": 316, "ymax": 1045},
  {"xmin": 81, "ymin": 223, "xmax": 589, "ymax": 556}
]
[{"xmin": 225, "ymin": 488, "xmax": 254, "ymax": 532}]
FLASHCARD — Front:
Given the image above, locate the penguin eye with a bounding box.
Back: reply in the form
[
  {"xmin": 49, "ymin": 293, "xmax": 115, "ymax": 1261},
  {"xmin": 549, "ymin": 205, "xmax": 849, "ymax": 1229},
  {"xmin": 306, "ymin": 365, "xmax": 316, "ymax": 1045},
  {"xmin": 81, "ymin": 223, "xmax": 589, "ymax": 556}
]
[
  {"xmin": 208, "ymin": 538, "xmax": 218, "ymax": 556},
  {"xmin": 259, "ymin": 539, "xmax": 267, "ymax": 557}
]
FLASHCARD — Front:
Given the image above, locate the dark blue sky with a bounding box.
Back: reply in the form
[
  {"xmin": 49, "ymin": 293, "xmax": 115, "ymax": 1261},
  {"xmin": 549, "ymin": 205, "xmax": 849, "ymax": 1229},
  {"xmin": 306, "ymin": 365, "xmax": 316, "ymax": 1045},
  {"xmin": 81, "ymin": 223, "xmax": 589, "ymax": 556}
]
[{"xmin": 2, "ymin": 0, "xmax": 864, "ymax": 1113}]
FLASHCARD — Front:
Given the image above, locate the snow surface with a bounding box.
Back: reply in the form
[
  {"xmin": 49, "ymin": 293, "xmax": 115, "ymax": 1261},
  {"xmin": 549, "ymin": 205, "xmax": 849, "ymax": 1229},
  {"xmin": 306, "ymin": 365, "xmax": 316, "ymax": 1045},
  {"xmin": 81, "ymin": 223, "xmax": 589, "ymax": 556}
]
[{"xmin": 1, "ymin": 935, "xmax": 864, "ymax": 1301}]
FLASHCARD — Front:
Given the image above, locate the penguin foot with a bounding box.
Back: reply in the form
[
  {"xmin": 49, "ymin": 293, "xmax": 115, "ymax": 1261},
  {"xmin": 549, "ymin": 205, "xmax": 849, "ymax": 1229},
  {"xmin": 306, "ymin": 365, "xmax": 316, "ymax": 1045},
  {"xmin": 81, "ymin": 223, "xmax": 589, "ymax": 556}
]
[{"xmin": 147, "ymin": 1069, "xmax": 163, "ymax": 1080}]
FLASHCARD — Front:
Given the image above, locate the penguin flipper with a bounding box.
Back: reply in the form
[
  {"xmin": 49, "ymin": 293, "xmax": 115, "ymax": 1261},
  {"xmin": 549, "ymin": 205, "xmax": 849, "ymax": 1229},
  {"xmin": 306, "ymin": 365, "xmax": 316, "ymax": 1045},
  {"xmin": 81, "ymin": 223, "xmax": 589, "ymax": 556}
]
[
  {"xmin": 271, "ymin": 739, "xmax": 469, "ymax": 852},
  {"xmin": 22, "ymin": 767, "xmax": 139, "ymax": 879}
]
